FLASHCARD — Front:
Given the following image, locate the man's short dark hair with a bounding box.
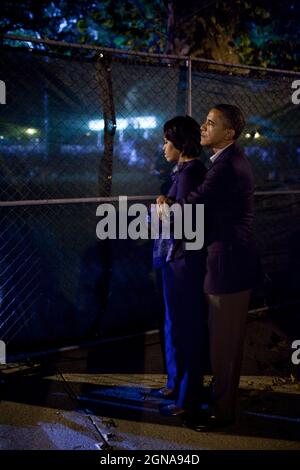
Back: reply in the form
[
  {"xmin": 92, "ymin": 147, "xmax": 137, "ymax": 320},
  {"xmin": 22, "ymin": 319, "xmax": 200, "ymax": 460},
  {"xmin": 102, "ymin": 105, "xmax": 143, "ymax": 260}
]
[
  {"xmin": 213, "ymin": 104, "xmax": 246, "ymax": 140},
  {"xmin": 164, "ymin": 115, "xmax": 202, "ymax": 157}
]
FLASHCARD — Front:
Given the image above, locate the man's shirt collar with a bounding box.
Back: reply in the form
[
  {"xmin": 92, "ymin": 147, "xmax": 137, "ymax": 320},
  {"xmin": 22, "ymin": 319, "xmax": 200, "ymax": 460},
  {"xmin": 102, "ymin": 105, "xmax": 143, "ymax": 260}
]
[{"xmin": 210, "ymin": 142, "xmax": 234, "ymax": 164}]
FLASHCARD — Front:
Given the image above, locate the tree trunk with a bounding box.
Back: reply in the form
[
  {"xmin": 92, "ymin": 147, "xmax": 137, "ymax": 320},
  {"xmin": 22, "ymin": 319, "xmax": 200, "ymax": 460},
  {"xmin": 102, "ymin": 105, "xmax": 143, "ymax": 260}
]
[{"xmin": 166, "ymin": 1, "xmax": 175, "ymax": 55}]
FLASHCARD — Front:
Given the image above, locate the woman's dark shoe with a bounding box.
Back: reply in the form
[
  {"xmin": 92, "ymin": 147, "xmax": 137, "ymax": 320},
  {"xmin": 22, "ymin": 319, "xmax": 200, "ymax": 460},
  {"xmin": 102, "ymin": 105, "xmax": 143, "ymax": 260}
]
[
  {"xmin": 159, "ymin": 387, "xmax": 175, "ymax": 398},
  {"xmin": 159, "ymin": 404, "xmax": 186, "ymax": 417},
  {"xmin": 148, "ymin": 387, "xmax": 175, "ymax": 399}
]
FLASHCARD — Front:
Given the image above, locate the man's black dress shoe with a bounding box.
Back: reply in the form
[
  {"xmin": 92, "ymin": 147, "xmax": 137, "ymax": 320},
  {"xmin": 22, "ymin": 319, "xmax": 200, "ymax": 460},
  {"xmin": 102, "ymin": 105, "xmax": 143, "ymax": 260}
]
[{"xmin": 183, "ymin": 413, "xmax": 235, "ymax": 432}]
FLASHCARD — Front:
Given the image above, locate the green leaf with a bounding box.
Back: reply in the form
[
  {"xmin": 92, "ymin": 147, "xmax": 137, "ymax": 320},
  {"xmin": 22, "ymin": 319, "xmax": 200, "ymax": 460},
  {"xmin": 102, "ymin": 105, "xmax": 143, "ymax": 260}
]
[{"xmin": 77, "ymin": 19, "xmax": 87, "ymax": 33}]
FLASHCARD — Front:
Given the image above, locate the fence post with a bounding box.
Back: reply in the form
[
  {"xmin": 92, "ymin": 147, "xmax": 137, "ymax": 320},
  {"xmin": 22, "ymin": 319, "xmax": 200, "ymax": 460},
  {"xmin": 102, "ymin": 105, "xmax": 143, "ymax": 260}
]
[
  {"xmin": 186, "ymin": 57, "xmax": 192, "ymax": 117},
  {"xmin": 94, "ymin": 53, "xmax": 116, "ymax": 336},
  {"xmin": 96, "ymin": 53, "xmax": 116, "ymax": 198}
]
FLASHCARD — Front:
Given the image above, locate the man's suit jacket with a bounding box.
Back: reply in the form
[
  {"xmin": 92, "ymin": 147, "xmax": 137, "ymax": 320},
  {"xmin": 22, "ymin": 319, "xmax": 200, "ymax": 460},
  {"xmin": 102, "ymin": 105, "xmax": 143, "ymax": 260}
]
[{"xmin": 185, "ymin": 143, "xmax": 261, "ymax": 294}]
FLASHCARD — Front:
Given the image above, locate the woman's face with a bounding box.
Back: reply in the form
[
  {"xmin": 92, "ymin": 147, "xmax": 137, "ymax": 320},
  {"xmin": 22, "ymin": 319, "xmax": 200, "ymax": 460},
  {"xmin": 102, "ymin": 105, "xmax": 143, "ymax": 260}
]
[{"xmin": 163, "ymin": 137, "xmax": 181, "ymax": 163}]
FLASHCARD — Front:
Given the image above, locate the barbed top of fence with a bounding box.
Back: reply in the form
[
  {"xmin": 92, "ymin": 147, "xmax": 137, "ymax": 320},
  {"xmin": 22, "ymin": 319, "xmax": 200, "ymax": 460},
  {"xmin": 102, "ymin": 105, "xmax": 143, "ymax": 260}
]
[{"xmin": 2, "ymin": 34, "xmax": 300, "ymax": 77}]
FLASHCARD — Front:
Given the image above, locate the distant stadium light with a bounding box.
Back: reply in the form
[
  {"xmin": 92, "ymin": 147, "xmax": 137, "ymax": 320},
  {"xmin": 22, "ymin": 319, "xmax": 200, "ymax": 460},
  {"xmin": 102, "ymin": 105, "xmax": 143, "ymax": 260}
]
[
  {"xmin": 89, "ymin": 120, "xmax": 104, "ymax": 131},
  {"xmin": 254, "ymin": 131, "xmax": 261, "ymax": 139},
  {"xmin": 25, "ymin": 128, "xmax": 38, "ymax": 135},
  {"xmin": 117, "ymin": 118, "xmax": 128, "ymax": 130},
  {"xmin": 88, "ymin": 116, "xmax": 157, "ymax": 132},
  {"xmin": 132, "ymin": 116, "xmax": 156, "ymax": 129},
  {"xmin": 245, "ymin": 133, "xmax": 251, "ymax": 139}
]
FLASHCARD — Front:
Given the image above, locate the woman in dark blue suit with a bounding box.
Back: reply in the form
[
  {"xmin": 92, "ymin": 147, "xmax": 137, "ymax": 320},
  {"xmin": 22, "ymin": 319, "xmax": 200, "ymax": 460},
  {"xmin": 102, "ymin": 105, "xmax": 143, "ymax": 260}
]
[{"xmin": 154, "ymin": 115, "xmax": 207, "ymax": 416}]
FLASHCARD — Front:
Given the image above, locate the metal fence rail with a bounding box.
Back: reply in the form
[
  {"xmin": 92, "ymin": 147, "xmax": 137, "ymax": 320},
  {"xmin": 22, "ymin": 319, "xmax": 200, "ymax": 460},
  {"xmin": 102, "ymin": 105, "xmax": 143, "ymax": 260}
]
[{"xmin": 0, "ymin": 36, "xmax": 300, "ymax": 353}]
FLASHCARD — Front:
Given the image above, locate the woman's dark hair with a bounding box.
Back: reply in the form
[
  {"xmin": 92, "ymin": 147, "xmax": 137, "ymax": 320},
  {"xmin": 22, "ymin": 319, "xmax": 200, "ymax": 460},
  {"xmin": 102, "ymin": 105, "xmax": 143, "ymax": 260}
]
[
  {"xmin": 164, "ymin": 115, "xmax": 202, "ymax": 157},
  {"xmin": 213, "ymin": 104, "xmax": 245, "ymax": 140}
]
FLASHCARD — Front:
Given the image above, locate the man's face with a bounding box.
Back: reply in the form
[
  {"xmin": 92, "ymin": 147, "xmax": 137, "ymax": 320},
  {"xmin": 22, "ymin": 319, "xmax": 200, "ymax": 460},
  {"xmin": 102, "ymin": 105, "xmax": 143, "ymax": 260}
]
[{"xmin": 200, "ymin": 108, "xmax": 234, "ymax": 149}]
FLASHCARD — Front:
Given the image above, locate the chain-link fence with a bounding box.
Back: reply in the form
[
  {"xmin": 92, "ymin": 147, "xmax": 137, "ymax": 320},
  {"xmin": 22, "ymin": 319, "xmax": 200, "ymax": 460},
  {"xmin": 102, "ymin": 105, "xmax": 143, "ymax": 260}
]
[{"xmin": 1, "ymin": 36, "xmax": 300, "ymax": 355}]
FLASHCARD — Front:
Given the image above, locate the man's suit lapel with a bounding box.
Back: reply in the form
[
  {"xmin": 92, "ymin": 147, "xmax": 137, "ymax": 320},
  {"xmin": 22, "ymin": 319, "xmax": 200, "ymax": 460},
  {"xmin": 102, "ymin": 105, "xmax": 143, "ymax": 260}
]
[{"xmin": 207, "ymin": 143, "xmax": 238, "ymax": 171}]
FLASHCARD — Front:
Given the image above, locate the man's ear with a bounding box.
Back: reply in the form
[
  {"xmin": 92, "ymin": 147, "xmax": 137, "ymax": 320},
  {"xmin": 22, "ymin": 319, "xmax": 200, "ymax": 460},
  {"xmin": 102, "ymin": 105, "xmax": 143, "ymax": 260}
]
[{"xmin": 226, "ymin": 128, "xmax": 235, "ymax": 141}]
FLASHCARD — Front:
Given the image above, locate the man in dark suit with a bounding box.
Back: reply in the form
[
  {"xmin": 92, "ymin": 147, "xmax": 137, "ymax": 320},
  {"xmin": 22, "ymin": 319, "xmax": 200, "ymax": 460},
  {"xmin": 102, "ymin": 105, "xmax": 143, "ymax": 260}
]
[{"xmin": 157, "ymin": 104, "xmax": 261, "ymax": 430}]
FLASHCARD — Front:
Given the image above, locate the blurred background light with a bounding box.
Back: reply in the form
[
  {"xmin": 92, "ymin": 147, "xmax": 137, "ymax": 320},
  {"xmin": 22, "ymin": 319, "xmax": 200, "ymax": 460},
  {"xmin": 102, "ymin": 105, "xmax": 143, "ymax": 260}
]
[{"xmin": 88, "ymin": 116, "xmax": 157, "ymax": 131}]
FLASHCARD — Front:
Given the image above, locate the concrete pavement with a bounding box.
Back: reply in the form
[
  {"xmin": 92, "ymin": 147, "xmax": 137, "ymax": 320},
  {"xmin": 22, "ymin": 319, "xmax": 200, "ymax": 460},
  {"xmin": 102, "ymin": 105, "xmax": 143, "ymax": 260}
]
[{"xmin": 0, "ymin": 327, "xmax": 299, "ymax": 451}]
